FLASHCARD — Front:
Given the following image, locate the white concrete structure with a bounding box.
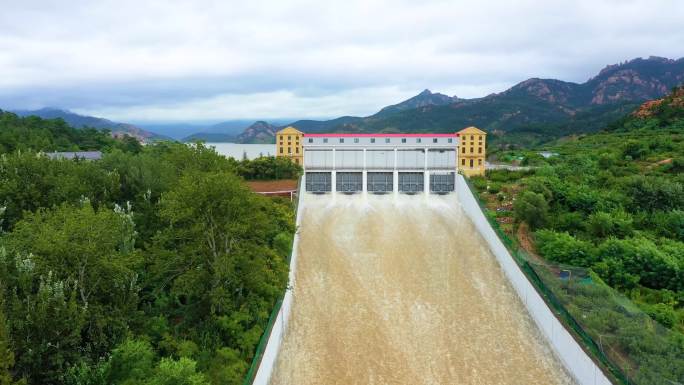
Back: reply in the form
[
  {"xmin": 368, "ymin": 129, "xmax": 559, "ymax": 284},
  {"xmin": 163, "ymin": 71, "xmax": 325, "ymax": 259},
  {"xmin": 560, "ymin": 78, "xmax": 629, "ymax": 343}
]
[
  {"xmin": 302, "ymin": 133, "xmax": 459, "ymax": 194},
  {"xmin": 455, "ymin": 175, "xmax": 613, "ymax": 385}
]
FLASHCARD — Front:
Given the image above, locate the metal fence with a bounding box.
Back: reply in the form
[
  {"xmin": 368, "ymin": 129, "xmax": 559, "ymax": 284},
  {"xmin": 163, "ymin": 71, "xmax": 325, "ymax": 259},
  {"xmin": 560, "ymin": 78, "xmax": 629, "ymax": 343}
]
[
  {"xmin": 461, "ymin": 176, "xmax": 631, "ymax": 385},
  {"xmin": 463, "ymin": 175, "xmax": 684, "ymax": 385}
]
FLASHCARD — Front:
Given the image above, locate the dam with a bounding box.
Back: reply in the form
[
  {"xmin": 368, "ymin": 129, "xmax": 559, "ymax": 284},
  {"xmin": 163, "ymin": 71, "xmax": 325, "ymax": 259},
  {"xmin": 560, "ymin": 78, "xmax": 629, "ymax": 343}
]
[{"xmin": 267, "ymin": 193, "xmax": 574, "ymax": 385}]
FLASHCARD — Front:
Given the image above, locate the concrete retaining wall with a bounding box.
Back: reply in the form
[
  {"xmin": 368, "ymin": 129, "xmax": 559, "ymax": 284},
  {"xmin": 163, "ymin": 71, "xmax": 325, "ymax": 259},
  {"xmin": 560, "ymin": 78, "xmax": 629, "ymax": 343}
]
[
  {"xmin": 252, "ymin": 189, "xmax": 304, "ymax": 385},
  {"xmin": 455, "ymin": 174, "xmax": 612, "ymax": 385}
]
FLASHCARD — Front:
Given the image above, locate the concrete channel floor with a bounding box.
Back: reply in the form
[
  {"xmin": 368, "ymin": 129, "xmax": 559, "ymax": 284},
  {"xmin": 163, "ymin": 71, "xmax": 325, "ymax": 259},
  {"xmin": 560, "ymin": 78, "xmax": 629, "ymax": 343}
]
[{"xmin": 269, "ymin": 193, "xmax": 574, "ymax": 385}]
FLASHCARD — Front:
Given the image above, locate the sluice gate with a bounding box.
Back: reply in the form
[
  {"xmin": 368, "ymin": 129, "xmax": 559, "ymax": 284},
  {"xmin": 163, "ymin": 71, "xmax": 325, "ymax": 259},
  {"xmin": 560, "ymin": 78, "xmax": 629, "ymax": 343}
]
[{"xmin": 367, "ymin": 172, "xmax": 393, "ymax": 193}]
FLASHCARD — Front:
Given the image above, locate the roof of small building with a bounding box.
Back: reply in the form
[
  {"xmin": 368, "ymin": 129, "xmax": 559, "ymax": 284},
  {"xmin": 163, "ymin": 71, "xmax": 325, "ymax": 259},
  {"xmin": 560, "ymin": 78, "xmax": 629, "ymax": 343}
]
[
  {"xmin": 457, "ymin": 126, "xmax": 487, "ymax": 135},
  {"xmin": 276, "ymin": 126, "xmax": 303, "ymax": 135},
  {"xmin": 45, "ymin": 151, "xmax": 103, "ymax": 160}
]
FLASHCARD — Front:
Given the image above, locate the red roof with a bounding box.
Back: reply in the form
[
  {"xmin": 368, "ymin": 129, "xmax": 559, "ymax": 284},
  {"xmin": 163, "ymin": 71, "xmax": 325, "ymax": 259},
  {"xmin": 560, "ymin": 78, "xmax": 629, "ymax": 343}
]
[{"xmin": 304, "ymin": 133, "xmax": 458, "ymax": 138}]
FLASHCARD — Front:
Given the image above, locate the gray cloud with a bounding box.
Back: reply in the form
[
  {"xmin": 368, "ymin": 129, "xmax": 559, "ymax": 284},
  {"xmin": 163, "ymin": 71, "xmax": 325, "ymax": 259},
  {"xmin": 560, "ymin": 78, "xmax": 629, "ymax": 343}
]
[{"xmin": 1, "ymin": 0, "xmax": 683, "ymax": 122}]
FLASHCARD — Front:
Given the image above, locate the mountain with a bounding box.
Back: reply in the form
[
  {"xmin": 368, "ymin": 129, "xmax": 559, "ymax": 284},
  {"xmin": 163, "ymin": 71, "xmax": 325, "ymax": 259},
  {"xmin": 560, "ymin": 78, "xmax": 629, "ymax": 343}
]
[
  {"xmin": 12, "ymin": 108, "xmax": 166, "ymax": 142},
  {"xmin": 183, "ymin": 121, "xmax": 278, "ymax": 143},
  {"xmin": 623, "ymin": 85, "xmax": 684, "ymax": 124},
  {"xmin": 376, "ymin": 89, "xmax": 459, "ymax": 116},
  {"xmin": 235, "ymin": 121, "xmax": 278, "ymax": 143},
  {"xmin": 284, "ymin": 56, "xmax": 684, "ymax": 145}
]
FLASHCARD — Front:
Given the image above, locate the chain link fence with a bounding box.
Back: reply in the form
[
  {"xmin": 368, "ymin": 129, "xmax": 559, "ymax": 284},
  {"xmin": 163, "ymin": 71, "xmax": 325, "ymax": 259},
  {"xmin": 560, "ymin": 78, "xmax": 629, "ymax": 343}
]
[{"xmin": 464, "ymin": 175, "xmax": 684, "ymax": 385}]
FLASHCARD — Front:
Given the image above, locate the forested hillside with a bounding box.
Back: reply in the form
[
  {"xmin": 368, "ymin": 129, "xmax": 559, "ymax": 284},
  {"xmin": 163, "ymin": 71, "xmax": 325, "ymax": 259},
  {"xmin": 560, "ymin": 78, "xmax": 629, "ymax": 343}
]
[
  {"xmin": 0, "ymin": 110, "xmax": 138, "ymax": 153},
  {"xmin": 0, "ymin": 116, "xmax": 300, "ymax": 385},
  {"xmin": 472, "ymin": 87, "xmax": 684, "ymax": 384}
]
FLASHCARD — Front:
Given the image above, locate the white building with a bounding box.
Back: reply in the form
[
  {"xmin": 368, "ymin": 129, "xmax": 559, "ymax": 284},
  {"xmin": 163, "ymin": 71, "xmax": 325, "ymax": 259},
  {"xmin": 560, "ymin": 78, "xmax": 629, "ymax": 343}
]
[{"xmin": 302, "ymin": 133, "xmax": 459, "ymax": 194}]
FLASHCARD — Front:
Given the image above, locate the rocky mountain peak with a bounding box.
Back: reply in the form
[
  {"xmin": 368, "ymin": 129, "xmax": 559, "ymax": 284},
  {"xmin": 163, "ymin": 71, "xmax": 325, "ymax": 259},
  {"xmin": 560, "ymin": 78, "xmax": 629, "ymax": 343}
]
[{"xmin": 235, "ymin": 121, "xmax": 278, "ymax": 144}]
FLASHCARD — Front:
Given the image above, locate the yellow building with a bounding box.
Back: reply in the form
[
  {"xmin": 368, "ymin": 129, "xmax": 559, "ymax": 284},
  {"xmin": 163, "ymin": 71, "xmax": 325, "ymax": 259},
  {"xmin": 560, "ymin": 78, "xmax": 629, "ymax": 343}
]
[
  {"xmin": 275, "ymin": 126, "xmax": 304, "ymax": 165},
  {"xmin": 457, "ymin": 126, "xmax": 486, "ymax": 177}
]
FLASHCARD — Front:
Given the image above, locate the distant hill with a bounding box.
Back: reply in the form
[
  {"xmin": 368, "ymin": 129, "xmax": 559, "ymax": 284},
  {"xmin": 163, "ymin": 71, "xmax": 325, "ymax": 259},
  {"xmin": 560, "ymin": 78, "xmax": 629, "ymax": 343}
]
[
  {"xmin": 12, "ymin": 108, "xmax": 166, "ymax": 142},
  {"xmin": 183, "ymin": 121, "xmax": 278, "ymax": 143},
  {"xmin": 375, "ymin": 89, "xmax": 460, "ymax": 117},
  {"xmin": 610, "ymin": 85, "xmax": 684, "ymax": 131},
  {"xmin": 283, "ymin": 56, "xmax": 684, "ymax": 145},
  {"xmin": 235, "ymin": 121, "xmax": 278, "ymax": 143}
]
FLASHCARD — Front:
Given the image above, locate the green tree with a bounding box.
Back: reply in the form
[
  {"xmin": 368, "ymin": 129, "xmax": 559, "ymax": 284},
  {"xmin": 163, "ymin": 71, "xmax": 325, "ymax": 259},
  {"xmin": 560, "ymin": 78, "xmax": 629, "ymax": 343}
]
[
  {"xmin": 535, "ymin": 230, "xmax": 595, "ymax": 266},
  {"xmin": 0, "ymin": 305, "xmax": 16, "ymax": 385},
  {"xmin": 2, "ymin": 203, "xmax": 141, "ymax": 383},
  {"xmin": 146, "ymin": 358, "xmax": 208, "ymax": 385},
  {"xmin": 149, "ymin": 170, "xmax": 290, "ymax": 370},
  {"xmin": 587, "ymin": 210, "xmax": 633, "ymax": 238},
  {"xmin": 106, "ymin": 339, "xmax": 155, "ymax": 385},
  {"xmin": 513, "ymin": 191, "xmax": 549, "ymax": 230}
]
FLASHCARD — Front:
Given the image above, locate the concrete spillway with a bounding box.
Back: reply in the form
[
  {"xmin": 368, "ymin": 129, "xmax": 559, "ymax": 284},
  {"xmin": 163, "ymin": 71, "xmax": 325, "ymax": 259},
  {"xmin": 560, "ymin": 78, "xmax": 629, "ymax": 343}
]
[{"xmin": 269, "ymin": 194, "xmax": 574, "ymax": 385}]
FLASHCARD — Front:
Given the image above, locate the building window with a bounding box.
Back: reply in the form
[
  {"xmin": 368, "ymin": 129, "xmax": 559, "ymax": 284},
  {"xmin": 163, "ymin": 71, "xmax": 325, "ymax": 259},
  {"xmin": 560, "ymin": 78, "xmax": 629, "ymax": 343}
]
[
  {"xmin": 461, "ymin": 158, "xmax": 465, "ymax": 166},
  {"xmin": 354, "ymin": 138, "xmax": 359, "ymax": 143},
  {"xmin": 295, "ymin": 158, "xmax": 299, "ymax": 165},
  {"xmin": 288, "ymin": 147, "xmax": 292, "ymax": 154},
  {"xmin": 371, "ymin": 138, "xmax": 376, "ymax": 143},
  {"xmin": 433, "ymin": 138, "xmax": 438, "ymax": 143},
  {"xmin": 279, "ymin": 147, "xmax": 283, "ymax": 154},
  {"xmin": 448, "ymin": 138, "xmax": 453, "ymax": 143},
  {"xmin": 296, "ymin": 147, "xmax": 299, "ymax": 154},
  {"xmin": 478, "ymin": 159, "xmax": 482, "ymax": 166},
  {"xmin": 461, "ymin": 147, "xmax": 465, "ymax": 153},
  {"xmin": 471, "ymin": 135, "xmax": 474, "ymax": 140},
  {"xmin": 323, "ymin": 138, "xmax": 328, "ymax": 143},
  {"xmin": 339, "ymin": 138, "xmax": 344, "ymax": 143},
  {"xmin": 470, "ymin": 147, "xmax": 474, "ymax": 153},
  {"xmin": 288, "ymin": 135, "xmax": 291, "ymax": 140},
  {"xmin": 308, "ymin": 138, "xmax": 313, "ymax": 143},
  {"xmin": 401, "ymin": 138, "xmax": 406, "ymax": 143},
  {"xmin": 478, "ymin": 147, "xmax": 482, "ymax": 154},
  {"xmin": 385, "ymin": 138, "xmax": 390, "ymax": 143},
  {"xmin": 279, "ymin": 135, "xmax": 283, "ymax": 140},
  {"xmin": 416, "ymin": 138, "xmax": 421, "ymax": 143},
  {"xmin": 470, "ymin": 159, "xmax": 474, "ymax": 168}
]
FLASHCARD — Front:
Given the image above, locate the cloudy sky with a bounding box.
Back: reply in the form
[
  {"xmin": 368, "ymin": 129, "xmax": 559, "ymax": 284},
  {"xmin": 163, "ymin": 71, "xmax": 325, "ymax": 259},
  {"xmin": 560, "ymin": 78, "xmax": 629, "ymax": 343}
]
[{"xmin": 1, "ymin": 0, "xmax": 683, "ymax": 123}]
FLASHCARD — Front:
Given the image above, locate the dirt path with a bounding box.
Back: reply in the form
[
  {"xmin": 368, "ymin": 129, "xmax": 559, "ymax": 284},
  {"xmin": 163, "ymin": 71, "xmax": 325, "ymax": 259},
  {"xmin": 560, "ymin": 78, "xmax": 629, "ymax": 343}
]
[{"xmin": 516, "ymin": 222, "xmax": 546, "ymax": 264}]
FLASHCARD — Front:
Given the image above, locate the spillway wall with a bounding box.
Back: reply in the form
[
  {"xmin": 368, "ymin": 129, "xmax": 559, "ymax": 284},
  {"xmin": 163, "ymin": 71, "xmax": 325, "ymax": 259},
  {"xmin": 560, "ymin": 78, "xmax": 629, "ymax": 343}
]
[
  {"xmin": 455, "ymin": 174, "xmax": 612, "ymax": 385},
  {"xmin": 250, "ymin": 186, "xmax": 304, "ymax": 385}
]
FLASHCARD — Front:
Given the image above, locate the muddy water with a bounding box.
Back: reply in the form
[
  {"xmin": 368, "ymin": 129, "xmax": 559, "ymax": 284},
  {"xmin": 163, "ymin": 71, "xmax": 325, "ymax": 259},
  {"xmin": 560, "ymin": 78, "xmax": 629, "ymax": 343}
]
[{"xmin": 270, "ymin": 194, "xmax": 573, "ymax": 385}]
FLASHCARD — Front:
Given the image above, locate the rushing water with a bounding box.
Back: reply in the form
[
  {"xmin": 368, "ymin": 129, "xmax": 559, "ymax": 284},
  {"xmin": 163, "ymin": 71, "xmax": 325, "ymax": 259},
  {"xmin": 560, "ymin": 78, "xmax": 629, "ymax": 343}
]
[
  {"xmin": 270, "ymin": 193, "xmax": 574, "ymax": 385},
  {"xmin": 205, "ymin": 142, "xmax": 275, "ymax": 160}
]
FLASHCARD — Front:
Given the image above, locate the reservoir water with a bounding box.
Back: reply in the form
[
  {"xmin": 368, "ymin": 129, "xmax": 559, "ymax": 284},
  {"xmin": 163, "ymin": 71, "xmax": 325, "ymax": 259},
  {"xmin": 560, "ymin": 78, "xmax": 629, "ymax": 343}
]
[
  {"xmin": 205, "ymin": 142, "xmax": 275, "ymax": 160},
  {"xmin": 269, "ymin": 193, "xmax": 574, "ymax": 385}
]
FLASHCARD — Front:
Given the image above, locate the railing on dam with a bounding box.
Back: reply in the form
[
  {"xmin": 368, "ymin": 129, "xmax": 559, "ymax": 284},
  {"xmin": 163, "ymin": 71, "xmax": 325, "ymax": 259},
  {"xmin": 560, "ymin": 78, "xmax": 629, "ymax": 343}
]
[{"xmin": 460, "ymin": 176, "xmax": 630, "ymax": 385}]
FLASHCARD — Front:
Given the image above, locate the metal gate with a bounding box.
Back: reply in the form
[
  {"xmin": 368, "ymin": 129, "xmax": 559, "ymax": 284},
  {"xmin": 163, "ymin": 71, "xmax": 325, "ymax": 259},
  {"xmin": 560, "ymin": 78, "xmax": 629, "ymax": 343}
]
[
  {"xmin": 398, "ymin": 172, "xmax": 424, "ymax": 193},
  {"xmin": 430, "ymin": 173, "xmax": 455, "ymax": 193},
  {"xmin": 367, "ymin": 172, "xmax": 393, "ymax": 193},
  {"xmin": 336, "ymin": 172, "xmax": 362, "ymax": 193},
  {"xmin": 305, "ymin": 172, "xmax": 332, "ymax": 193}
]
